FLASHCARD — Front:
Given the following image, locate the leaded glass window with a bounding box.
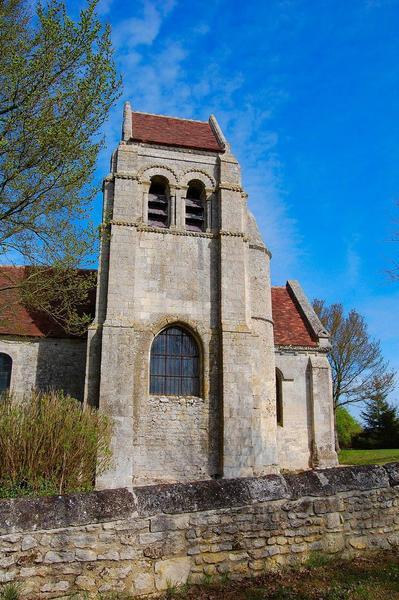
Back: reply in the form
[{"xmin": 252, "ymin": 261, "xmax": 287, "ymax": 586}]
[
  {"xmin": 0, "ymin": 353, "xmax": 12, "ymax": 394},
  {"xmin": 150, "ymin": 326, "xmax": 200, "ymax": 396}
]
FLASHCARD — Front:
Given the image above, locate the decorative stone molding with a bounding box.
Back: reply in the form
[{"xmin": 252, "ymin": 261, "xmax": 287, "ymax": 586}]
[
  {"xmin": 109, "ymin": 220, "xmax": 138, "ymax": 227},
  {"xmin": 147, "ymin": 316, "xmax": 210, "ymax": 342},
  {"xmin": 217, "ymin": 182, "xmax": 243, "ymax": 192},
  {"xmin": 136, "ymin": 225, "xmax": 216, "ymax": 238},
  {"xmin": 220, "ymin": 230, "xmax": 248, "ymax": 240},
  {"xmin": 180, "ymin": 169, "xmax": 216, "ymax": 189},
  {"xmin": 108, "ymin": 220, "xmax": 254, "ymax": 244},
  {"xmin": 275, "ymin": 344, "xmax": 330, "ymax": 354},
  {"xmin": 108, "ymin": 220, "xmax": 254, "ymax": 243},
  {"xmin": 115, "ymin": 173, "xmax": 140, "ymax": 181},
  {"xmin": 138, "ymin": 164, "xmax": 179, "ymax": 186},
  {"xmin": 249, "ymin": 243, "xmax": 272, "ymax": 258}
]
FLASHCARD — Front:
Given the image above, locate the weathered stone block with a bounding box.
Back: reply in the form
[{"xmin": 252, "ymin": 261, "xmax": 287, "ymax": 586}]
[{"xmin": 154, "ymin": 556, "xmax": 191, "ymax": 590}]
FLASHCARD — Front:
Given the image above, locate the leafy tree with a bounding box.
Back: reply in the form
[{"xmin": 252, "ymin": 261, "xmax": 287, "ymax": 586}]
[
  {"xmin": 312, "ymin": 300, "xmax": 395, "ymax": 410},
  {"xmin": 0, "ymin": 0, "xmax": 121, "ymax": 333},
  {"xmin": 335, "ymin": 406, "xmax": 362, "ymax": 449},
  {"xmin": 312, "ymin": 299, "xmax": 395, "ymax": 451},
  {"xmin": 355, "ymin": 377, "xmax": 399, "ymax": 449}
]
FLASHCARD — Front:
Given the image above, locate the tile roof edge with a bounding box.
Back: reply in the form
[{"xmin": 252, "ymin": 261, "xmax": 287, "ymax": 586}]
[
  {"xmin": 130, "ymin": 139, "xmax": 224, "ymax": 153},
  {"xmin": 286, "ymin": 280, "xmax": 331, "ymax": 347},
  {"xmin": 132, "ymin": 110, "xmax": 210, "ymax": 124}
]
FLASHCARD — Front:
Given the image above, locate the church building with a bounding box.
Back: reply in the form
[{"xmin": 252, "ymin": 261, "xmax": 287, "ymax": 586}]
[{"xmin": 0, "ymin": 103, "xmax": 338, "ymax": 488}]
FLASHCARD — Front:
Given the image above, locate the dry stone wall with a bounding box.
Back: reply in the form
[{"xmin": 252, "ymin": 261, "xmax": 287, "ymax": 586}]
[{"xmin": 1, "ymin": 464, "xmax": 399, "ymax": 597}]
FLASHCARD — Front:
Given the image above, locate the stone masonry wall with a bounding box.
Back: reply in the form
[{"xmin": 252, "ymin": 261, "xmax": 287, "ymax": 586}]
[
  {"xmin": 1, "ymin": 464, "xmax": 399, "ymax": 597},
  {"xmin": 0, "ymin": 337, "xmax": 87, "ymax": 401},
  {"xmin": 134, "ymin": 395, "xmax": 211, "ymax": 483}
]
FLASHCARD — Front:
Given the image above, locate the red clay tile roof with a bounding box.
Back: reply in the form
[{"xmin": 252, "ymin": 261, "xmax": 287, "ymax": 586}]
[
  {"xmin": 0, "ymin": 266, "xmax": 95, "ymax": 338},
  {"xmin": 0, "ymin": 267, "xmax": 317, "ymax": 346},
  {"xmin": 131, "ymin": 112, "xmax": 224, "ymax": 152},
  {"xmin": 271, "ymin": 286, "xmax": 317, "ymax": 347}
]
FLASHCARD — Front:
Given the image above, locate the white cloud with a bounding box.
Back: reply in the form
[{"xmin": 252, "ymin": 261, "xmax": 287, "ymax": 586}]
[
  {"xmin": 97, "ymin": 0, "xmax": 114, "ymax": 16},
  {"xmin": 112, "ymin": 3, "xmax": 162, "ymax": 49},
  {"xmin": 99, "ymin": 1, "xmax": 302, "ymax": 283}
]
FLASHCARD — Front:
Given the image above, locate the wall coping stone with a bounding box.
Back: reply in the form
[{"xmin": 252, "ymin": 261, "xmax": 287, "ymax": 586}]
[
  {"xmin": 0, "ymin": 463, "xmax": 397, "ymax": 535},
  {"xmin": 0, "ymin": 488, "xmax": 135, "ymax": 535}
]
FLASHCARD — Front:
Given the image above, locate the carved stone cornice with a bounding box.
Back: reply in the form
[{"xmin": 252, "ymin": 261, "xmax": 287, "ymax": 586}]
[
  {"xmin": 109, "ymin": 220, "xmax": 216, "ymax": 239},
  {"xmin": 136, "ymin": 225, "xmax": 215, "ymax": 238},
  {"xmin": 217, "ymin": 182, "xmax": 243, "ymax": 193},
  {"xmin": 249, "ymin": 243, "xmax": 272, "ymax": 258},
  {"xmin": 219, "ymin": 230, "xmax": 247, "ymax": 239},
  {"xmin": 115, "ymin": 172, "xmax": 140, "ymax": 181},
  {"xmin": 109, "ymin": 220, "xmax": 251, "ymax": 241},
  {"xmin": 275, "ymin": 344, "xmax": 329, "ymax": 354}
]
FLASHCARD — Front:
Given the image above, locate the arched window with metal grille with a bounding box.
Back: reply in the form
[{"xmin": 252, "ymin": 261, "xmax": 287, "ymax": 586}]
[
  {"xmin": 185, "ymin": 181, "xmax": 205, "ymax": 232},
  {"xmin": 150, "ymin": 326, "xmax": 200, "ymax": 396},
  {"xmin": 0, "ymin": 353, "xmax": 12, "ymax": 394},
  {"xmin": 148, "ymin": 176, "xmax": 170, "ymax": 228}
]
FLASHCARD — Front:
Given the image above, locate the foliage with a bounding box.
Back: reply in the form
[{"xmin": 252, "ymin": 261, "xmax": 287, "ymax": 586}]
[
  {"xmin": 353, "ymin": 378, "xmax": 399, "ymax": 449},
  {"xmin": 305, "ymin": 551, "xmax": 334, "ymax": 569},
  {"xmin": 0, "ymin": 585, "xmax": 20, "ymax": 600},
  {"xmin": 339, "ymin": 448, "xmax": 399, "ymax": 465},
  {"xmin": 0, "ymin": 389, "xmax": 112, "ymax": 497},
  {"xmin": 312, "ymin": 300, "xmax": 395, "ymax": 410},
  {"xmin": 0, "ymin": 265, "xmax": 96, "ymax": 336},
  {"xmin": 0, "ymin": 0, "xmax": 121, "ymax": 333},
  {"xmin": 335, "ymin": 406, "xmax": 362, "ymax": 448}
]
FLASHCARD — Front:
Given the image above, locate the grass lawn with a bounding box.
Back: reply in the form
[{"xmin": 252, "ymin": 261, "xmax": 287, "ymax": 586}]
[
  {"xmin": 159, "ymin": 552, "xmax": 399, "ymax": 600},
  {"xmin": 339, "ymin": 448, "xmax": 399, "ymax": 465}
]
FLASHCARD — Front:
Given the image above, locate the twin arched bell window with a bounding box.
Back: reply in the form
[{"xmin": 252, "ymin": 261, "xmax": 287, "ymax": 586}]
[
  {"xmin": 150, "ymin": 326, "xmax": 200, "ymax": 396},
  {"xmin": 147, "ymin": 177, "xmax": 206, "ymax": 232}
]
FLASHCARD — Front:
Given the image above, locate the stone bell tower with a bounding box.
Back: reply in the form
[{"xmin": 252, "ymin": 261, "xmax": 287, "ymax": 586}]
[{"xmin": 85, "ymin": 102, "xmax": 278, "ymax": 489}]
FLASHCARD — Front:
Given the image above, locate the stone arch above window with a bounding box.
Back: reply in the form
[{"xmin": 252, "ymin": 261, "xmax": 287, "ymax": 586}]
[
  {"xmin": 180, "ymin": 169, "xmax": 215, "ymax": 189},
  {"xmin": 185, "ymin": 179, "xmax": 206, "ymax": 232},
  {"xmin": 139, "ymin": 164, "xmax": 179, "ymax": 186},
  {"xmin": 0, "ymin": 353, "xmax": 12, "ymax": 393},
  {"xmin": 148, "ymin": 175, "xmax": 170, "ymax": 228},
  {"xmin": 150, "ymin": 325, "xmax": 200, "ymax": 396},
  {"xmin": 276, "ymin": 368, "xmax": 283, "ymax": 426}
]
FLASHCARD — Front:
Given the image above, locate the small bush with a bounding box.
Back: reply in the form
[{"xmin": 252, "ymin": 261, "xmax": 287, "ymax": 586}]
[
  {"xmin": 305, "ymin": 551, "xmax": 334, "ymax": 569},
  {"xmin": 0, "ymin": 584, "xmax": 20, "ymax": 600},
  {"xmin": 0, "ymin": 390, "xmax": 112, "ymax": 497}
]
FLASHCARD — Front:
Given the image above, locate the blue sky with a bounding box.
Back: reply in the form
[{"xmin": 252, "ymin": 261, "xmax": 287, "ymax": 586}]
[{"xmin": 83, "ymin": 0, "xmax": 399, "ymax": 410}]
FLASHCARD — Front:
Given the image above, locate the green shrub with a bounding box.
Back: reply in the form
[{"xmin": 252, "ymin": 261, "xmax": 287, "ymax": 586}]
[
  {"xmin": 0, "ymin": 390, "xmax": 112, "ymax": 497},
  {"xmin": 336, "ymin": 406, "xmax": 362, "ymax": 449},
  {"xmin": 0, "ymin": 584, "xmax": 20, "ymax": 600}
]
